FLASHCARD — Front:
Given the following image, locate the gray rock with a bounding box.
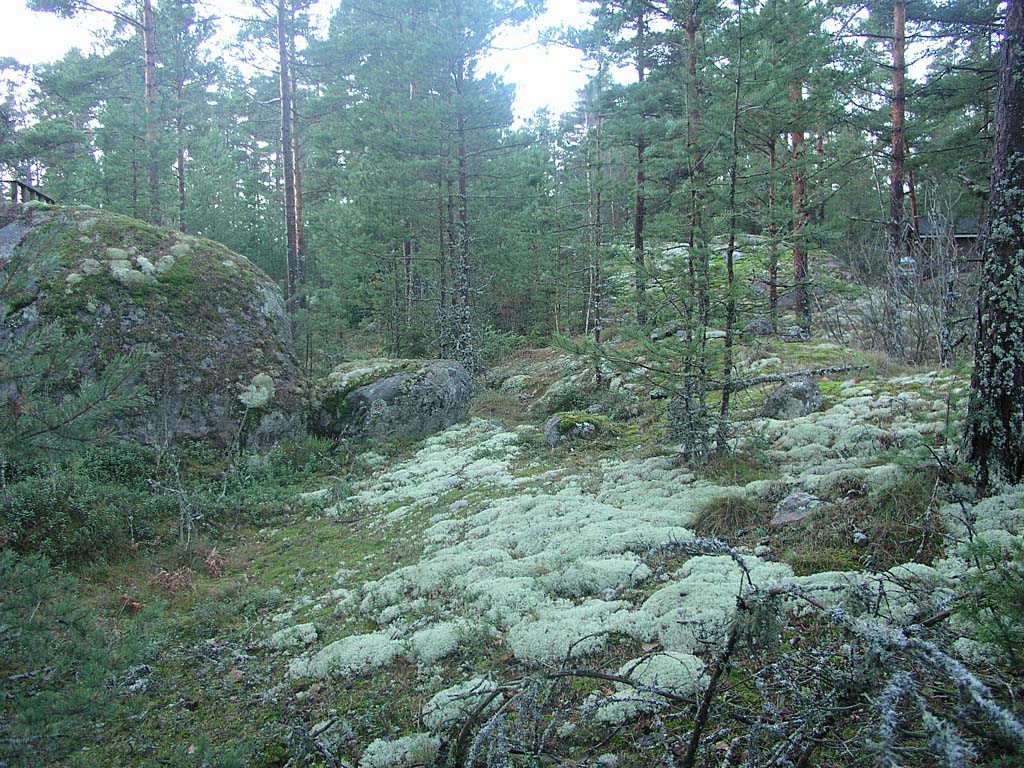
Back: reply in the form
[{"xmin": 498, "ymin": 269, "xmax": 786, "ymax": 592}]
[
  {"xmin": 313, "ymin": 360, "xmax": 477, "ymax": 440},
  {"xmin": 762, "ymin": 378, "xmax": 823, "ymax": 420},
  {"xmin": 743, "ymin": 318, "xmax": 776, "ymax": 336},
  {"xmin": 0, "ymin": 204, "xmax": 304, "ymax": 446},
  {"xmin": 649, "ymin": 388, "xmax": 668, "ymax": 400},
  {"xmin": 781, "ymin": 325, "xmax": 811, "ymax": 342},
  {"xmin": 770, "ymin": 492, "xmax": 827, "ymax": 527},
  {"xmin": 543, "ymin": 415, "xmax": 598, "ymax": 448},
  {"xmin": 649, "ymin": 319, "xmax": 686, "ymax": 341}
]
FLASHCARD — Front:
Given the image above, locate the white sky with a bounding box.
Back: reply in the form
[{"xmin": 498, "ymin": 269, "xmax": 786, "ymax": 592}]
[{"xmin": 1, "ymin": 0, "xmax": 594, "ymax": 121}]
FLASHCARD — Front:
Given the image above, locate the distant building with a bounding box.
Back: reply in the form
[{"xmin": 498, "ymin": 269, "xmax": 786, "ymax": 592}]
[{"xmin": 917, "ymin": 218, "xmax": 979, "ymax": 257}]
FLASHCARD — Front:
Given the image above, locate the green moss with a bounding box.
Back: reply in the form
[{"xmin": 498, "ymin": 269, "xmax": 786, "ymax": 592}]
[{"xmin": 557, "ymin": 412, "xmax": 611, "ymax": 433}]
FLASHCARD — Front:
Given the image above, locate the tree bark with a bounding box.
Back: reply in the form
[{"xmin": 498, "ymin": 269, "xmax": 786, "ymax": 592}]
[
  {"xmin": 277, "ymin": 0, "xmax": 298, "ymax": 310},
  {"xmin": 633, "ymin": 7, "xmax": 647, "ymax": 328},
  {"xmin": 885, "ymin": 0, "xmax": 907, "ymax": 359},
  {"xmin": 768, "ymin": 135, "xmax": 779, "ymax": 331},
  {"xmin": 967, "ymin": 0, "xmax": 1024, "ymax": 491},
  {"xmin": 717, "ymin": 2, "xmax": 743, "ymax": 452},
  {"xmin": 143, "ymin": 0, "xmax": 160, "ymax": 224},
  {"xmin": 452, "ymin": 3, "xmax": 474, "ymax": 370},
  {"xmin": 790, "ymin": 79, "xmax": 809, "ymax": 330},
  {"xmin": 174, "ymin": 74, "xmax": 187, "ymax": 232},
  {"xmin": 289, "ymin": 24, "xmax": 306, "ymax": 295}
]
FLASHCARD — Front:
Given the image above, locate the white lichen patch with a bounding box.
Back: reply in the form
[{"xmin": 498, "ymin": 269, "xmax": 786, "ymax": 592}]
[
  {"xmin": 422, "ymin": 677, "xmax": 500, "ymax": 732},
  {"xmin": 349, "ymin": 419, "xmax": 520, "ymax": 510},
  {"xmin": 358, "ymin": 733, "xmax": 439, "ymax": 768},
  {"xmin": 408, "ymin": 619, "xmax": 479, "ymax": 664},
  {"xmin": 169, "ymin": 241, "xmax": 192, "ymax": 260},
  {"xmin": 264, "ymin": 622, "xmax": 318, "ymax": 649},
  {"xmin": 507, "ymin": 599, "xmax": 629, "ymax": 665},
  {"xmin": 239, "ymin": 372, "xmax": 276, "ymax": 409},
  {"xmin": 636, "ymin": 555, "xmax": 793, "ymax": 653},
  {"xmin": 288, "ymin": 630, "xmax": 403, "ymax": 678},
  {"xmin": 590, "ymin": 652, "xmax": 708, "ymax": 725}
]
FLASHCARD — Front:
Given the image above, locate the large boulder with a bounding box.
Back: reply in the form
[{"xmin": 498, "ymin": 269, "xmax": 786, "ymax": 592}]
[
  {"xmin": 0, "ymin": 203, "xmax": 303, "ymax": 444},
  {"xmin": 761, "ymin": 377, "xmax": 823, "ymax": 420},
  {"xmin": 311, "ymin": 359, "xmax": 477, "ymax": 440}
]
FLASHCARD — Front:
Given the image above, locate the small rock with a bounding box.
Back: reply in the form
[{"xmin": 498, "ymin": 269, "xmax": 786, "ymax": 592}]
[
  {"xmin": 743, "ymin": 317, "xmax": 776, "ymax": 336},
  {"xmin": 781, "ymin": 325, "xmax": 811, "ymax": 343},
  {"xmin": 770, "ymin": 492, "xmax": 827, "ymax": 527},
  {"xmin": 852, "ymin": 531, "xmax": 869, "ymax": 547},
  {"xmin": 649, "ymin": 388, "xmax": 667, "ymax": 400},
  {"xmin": 649, "ymin": 319, "xmax": 686, "ymax": 341},
  {"xmin": 761, "ymin": 378, "xmax": 823, "ymax": 420}
]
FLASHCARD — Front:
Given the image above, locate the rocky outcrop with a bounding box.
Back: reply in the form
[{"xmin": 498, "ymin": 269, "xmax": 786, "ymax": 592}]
[
  {"xmin": 761, "ymin": 378, "xmax": 823, "ymax": 420},
  {"xmin": 312, "ymin": 359, "xmax": 477, "ymax": 440},
  {"xmin": 0, "ymin": 203, "xmax": 303, "ymax": 445}
]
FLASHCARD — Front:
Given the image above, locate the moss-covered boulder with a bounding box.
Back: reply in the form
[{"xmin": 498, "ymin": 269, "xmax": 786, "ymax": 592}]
[
  {"xmin": 543, "ymin": 411, "xmax": 610, "ymax": 448},
  {"xmin": 311, "ymin": 359, "xmax": 477, "ymax": 440},
  {"xmin": 0, "ymin": 203, "xmax": 303, "ymax": 444}
]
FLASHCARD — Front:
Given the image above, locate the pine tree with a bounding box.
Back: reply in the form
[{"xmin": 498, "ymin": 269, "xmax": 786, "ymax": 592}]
[
  {"xmin": 0, "ymin": 213, "xmax": 148, "ymax": 464},
  {"xmin": 967, "ymin": 0, "xmax": 1024, "ymax": 491}
]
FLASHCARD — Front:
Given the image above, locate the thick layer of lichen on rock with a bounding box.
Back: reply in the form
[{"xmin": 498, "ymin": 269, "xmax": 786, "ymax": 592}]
[{"xmin": 0, "ymin": 204, "xmax": 303, "ymax": 443}]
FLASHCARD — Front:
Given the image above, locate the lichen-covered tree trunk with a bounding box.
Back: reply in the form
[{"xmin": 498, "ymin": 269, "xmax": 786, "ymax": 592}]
[
  {"xmin": 452, "ymin": 17, "xmax": 475, "ymax": 372},
  {"xmin": 967, "ymin": 0, "xmax": 1024, "ymax": 491}
]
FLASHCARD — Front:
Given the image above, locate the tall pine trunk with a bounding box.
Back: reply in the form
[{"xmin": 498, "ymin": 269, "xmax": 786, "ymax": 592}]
[
  {"xmin": 967, "ymin": 0, "xmax": 1024, "ymax": 491},
  {"xmin": 717, "ymin": 2, "xmax": 743, "ymax": 452},
  {"xmin": 277, "ymin": 0, "xmax": 298, "ymax": 310},
  {"xmin": 289, "ymin": 27, "xmax": 306, "ymax": 295},
  {"xmin": 768, "ymin": 135, "xmax": 779, "ymax": 331},
  {"xmin": 452, "ymin": 7, "xmax": 474, "ymax": 371},
  {"xmin": 885, "ymin": 0, "xmax": 907, "ymax": 359},
  {"xmin": 790, "ymin": 79, "xmax": 810, "ymax": 331},
  {"xmin": 633, "ymin": 8, "xmax": 647, "ymax": 328},
  {"xmin": 143, "ymin": 0, "xmax": 160, "ymax": 224}
]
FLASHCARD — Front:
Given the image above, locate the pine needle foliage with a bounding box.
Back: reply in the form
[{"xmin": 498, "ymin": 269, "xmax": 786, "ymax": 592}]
[
  {"xmin": 0, "ymin": 549, "xmax": 155, "ymax": 767},
  {"xmin": 0, "ymin": 217, "xmax": 149, "ymax": 464}
]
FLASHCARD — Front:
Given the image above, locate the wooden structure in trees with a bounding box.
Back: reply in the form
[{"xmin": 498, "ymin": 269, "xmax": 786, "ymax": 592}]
[{"xmin": 4, "ymin": 180, "xmax": 55, "ymax": 205}]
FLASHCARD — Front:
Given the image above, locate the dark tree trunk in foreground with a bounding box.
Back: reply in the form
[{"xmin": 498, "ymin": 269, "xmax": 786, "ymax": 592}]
[
  {"xmin": 968, "ymin": 0, "xmax": 1024, "ymax": 491},
  {"xmin": 884, "ymin": 0, "xmax": 907, "ymax": 359}
]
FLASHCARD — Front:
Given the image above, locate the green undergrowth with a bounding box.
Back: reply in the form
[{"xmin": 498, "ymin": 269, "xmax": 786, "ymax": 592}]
[{"xmin": 3, "ymin": 334, "xmax": 1014, "ymax": 767}]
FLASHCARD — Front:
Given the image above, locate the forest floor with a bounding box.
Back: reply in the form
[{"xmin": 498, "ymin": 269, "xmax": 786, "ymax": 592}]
[{"xmin": 13, "ymin": 338, "xmax": 1022, "ymax": 768}]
